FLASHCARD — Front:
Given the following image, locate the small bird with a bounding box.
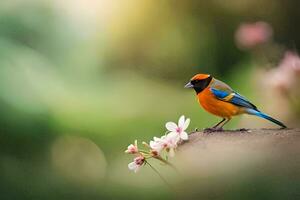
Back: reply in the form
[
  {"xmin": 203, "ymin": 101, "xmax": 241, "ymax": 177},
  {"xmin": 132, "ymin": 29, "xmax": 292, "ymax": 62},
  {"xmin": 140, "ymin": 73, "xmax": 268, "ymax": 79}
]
[{"xmin": 184, "ymin": 74, "xmax": 287, "ymax": 130}]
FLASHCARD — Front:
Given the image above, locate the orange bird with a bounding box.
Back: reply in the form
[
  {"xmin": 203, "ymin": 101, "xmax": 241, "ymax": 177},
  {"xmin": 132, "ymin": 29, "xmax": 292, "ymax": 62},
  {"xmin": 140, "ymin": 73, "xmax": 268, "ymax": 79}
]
[{"xmin": 184, "ymin": 74, "xmax": 286, "ymax": 130}]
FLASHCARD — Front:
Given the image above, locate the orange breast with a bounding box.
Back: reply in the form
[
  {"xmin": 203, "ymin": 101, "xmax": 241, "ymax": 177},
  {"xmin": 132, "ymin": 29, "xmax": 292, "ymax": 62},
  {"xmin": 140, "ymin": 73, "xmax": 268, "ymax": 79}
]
[{"xmin": 197, "ymin": 88, "xmax": 242, "ymax": 118}]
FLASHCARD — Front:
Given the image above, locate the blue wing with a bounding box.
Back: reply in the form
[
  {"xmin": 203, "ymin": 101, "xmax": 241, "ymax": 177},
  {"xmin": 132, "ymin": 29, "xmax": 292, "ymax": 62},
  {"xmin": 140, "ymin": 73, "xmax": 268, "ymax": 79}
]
[{"xmin": 211, "ymin": 88, "xmax": 258, "ymax": 110}]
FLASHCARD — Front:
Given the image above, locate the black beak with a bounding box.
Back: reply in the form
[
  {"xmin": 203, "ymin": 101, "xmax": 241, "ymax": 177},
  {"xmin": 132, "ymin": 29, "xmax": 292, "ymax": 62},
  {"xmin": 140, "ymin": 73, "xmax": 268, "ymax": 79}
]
[{"xmin": 184, "ymin": 82, "xmax": 193, "ymax": 88}]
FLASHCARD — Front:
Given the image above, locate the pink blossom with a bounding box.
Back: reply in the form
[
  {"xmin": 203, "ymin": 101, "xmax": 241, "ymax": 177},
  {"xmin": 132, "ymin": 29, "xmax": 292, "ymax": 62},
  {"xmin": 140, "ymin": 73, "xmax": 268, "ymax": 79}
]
[
  {"xmin": 128, "ymin": 155, "xmax": 145, "ymax": 173},
  {"xmin": 266, "ymin": 51, "xmax": 300, "ymax": 93},
  {"xmin": 279, "ymin": 51, "xmax": 300, "ymax": 74},
  {"xmin": 149, "ymin": 137, "xmax": 165, "ymax": 153},
  {"xmin": 235, "ymin": 21, "xmax": 273, "ymax": 49},
  {"xmin": 125, "ymin": 140, "xmax": 138, "ymax": 154},
  {"xmin": 165, "ymin": 115, "xmax": 190, "ymax": 141},
  {"xmin": 150, "ymin": 133, "xmax": 179, "ymax": 157}
]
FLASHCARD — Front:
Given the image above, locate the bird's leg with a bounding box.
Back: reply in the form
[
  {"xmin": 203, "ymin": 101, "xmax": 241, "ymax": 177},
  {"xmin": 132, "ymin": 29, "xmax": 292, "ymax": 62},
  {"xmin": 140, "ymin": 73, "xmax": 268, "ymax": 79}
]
[
  {"xmin": 218, "ymin": 118, "xmax": 231, "ymax": 129},
  {"xmin": 212, "ymin": 118, "xmax": 226, "ymax": 129},
  {"xmin": 204, "ymin": 118, "xmax": 226, "ymax": 133},
  {"xmin": 204, "ymin": 118, "xmax": 232, "ymax": 133}
]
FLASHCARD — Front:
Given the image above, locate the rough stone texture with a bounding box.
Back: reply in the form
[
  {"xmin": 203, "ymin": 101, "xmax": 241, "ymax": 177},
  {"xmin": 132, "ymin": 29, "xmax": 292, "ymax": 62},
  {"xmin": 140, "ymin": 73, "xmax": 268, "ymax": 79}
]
[
  {"xmin": 174, "ymin": 128, "xmax": 300, "ymax": 200},
  {"xmin": 188, "ymin": 128, "xmax": 298, "ymax": 142},
  {"xmin": 180, "ymin": 128, "xmax": 300, "ymax": 149}
]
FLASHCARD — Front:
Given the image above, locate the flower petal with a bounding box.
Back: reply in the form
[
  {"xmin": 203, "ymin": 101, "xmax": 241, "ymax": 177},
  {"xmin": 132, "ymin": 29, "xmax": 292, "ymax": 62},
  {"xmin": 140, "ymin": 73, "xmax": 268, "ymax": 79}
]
[
  {"xmin": 183, "ymin": 118, "xmax": 190, "ymax": 130},
  {"xmin": 180, "ymin": 132, "xmax": 189, "ymax": 140},
  {"xmin": 128, "ymin": 162, "xmax": 137, "ymax": 171},
  {"xmin": 164, "ymin": 132, "xmax": 179, "ymax": 148},
  {"xmin": 150, "ymin": 141, "xmax": 159, "ymax": 149},
  {"xmin": 149, "ymin": 141, "xmax": 155, "ymax": 149},
  {"xmin": 154, "ymin": 136, "xmax": 162, "ymax": 142},
  {"xmin": 178, "ymin": 115, "xmax": 185, "ymax": 127},
  {"xmin": 167, "ymin": 131, "xmax": 177, "ymax": 138},
  {"xmin": 165, "ymin": 122, "xmax": 177, "ymax": 132}
]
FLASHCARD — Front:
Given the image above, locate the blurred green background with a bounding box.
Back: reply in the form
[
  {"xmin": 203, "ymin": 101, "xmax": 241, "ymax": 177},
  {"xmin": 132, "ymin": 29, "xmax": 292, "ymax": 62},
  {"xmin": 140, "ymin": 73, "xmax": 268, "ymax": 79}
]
[{"xmin": 0, "ymin": 0, "xmax": 299, "ymax": 199}]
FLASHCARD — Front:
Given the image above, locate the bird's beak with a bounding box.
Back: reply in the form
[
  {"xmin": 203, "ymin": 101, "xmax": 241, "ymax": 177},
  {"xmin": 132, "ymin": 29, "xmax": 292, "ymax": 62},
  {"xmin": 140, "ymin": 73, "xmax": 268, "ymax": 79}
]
[{"xmin": 184, "ymin": 82, "xmax": 193, "ymax": 88}]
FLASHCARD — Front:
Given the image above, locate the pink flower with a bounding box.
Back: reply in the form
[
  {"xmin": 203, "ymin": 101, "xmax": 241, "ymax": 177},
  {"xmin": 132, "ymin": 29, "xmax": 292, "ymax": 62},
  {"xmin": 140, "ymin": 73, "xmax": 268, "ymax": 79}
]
[
  {"xmin": 235, "ymin": 21, "xmax": 273, "ymax": 49},
  {"xmin": 279, "ymin": 51, "xmax": 300, "ymax": 74},
  {"xmin": 125, "ymin": 140, "xmax": 138, "ymax": 154},
  {"xmin": 165, "ymin": 115, "xmax": 190, "ymax": 141},
  {"xmin": 267, "ymin": 51, "xmax": 300, "ymax": 93},
  {"xmin": 128, "ymin": 155, "xmax": 145, "ymax": 173},
  {"xmin": 149, "ymin": 137, "xmax": 165, "ymax": 153},
  {"xmin": 150, "ymin": 133, "xmax": 179, "ymax": 157}
]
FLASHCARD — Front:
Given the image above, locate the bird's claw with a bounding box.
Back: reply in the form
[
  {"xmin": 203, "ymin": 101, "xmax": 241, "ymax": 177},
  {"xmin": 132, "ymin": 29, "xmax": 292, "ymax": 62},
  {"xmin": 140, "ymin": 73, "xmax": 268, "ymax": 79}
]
[
  {"xmin": 203, "ymin": 127, "xmax": 224, "ymax": 133},
  {"xmin": 237, "ymin": 128, "xmax": 249, "ymax": 132}
]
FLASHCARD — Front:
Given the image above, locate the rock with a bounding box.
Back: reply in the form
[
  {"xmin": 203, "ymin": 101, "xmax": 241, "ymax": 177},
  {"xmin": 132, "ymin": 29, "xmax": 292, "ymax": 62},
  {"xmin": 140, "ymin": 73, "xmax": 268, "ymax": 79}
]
[{"xmin": 172, "ymin": 129, "xmax": 300, "ymax": 200}]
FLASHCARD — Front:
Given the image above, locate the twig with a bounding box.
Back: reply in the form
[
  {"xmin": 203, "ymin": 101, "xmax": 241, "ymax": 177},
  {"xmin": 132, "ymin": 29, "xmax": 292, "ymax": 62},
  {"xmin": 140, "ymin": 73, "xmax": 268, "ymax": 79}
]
[
  {"xmin": 153, "ymin": 156, "xmax": 179, "ymax": 173},
  {"xmin": 145, "ymin": 160, "xmax": 173, "ymax": 189}
]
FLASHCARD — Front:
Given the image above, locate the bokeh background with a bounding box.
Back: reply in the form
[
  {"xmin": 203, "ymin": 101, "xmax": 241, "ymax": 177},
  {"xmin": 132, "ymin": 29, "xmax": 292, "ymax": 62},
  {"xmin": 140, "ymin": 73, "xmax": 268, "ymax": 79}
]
[{"xmin": 0, "ymin": 0, "xmax": 299, "ymax": 199}]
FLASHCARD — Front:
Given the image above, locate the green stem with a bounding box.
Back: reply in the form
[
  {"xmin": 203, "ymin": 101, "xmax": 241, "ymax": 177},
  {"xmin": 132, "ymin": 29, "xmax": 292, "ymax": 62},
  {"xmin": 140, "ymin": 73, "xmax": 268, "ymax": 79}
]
[
  {"xmin": 153, "ymin": 156, "xmax": 179, "ymax": 173},
  {"xmin": 139, "ymin": 150, "xmax": 150, "ymax": 154},
  {"xmin": 145, "ymin": 160, "xmax": 172, "ymax": 189}
]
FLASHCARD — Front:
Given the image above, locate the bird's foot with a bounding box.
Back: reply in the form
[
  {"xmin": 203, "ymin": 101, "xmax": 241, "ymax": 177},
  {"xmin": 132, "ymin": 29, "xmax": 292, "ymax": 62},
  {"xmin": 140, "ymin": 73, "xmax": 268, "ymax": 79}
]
[
  {"xmin": 203, "ymin": 127, "xmax": 224, "ymax": 133},
  {"xmin": 237, "ymin": 128, "xmax": 249, "ymax": 132}
]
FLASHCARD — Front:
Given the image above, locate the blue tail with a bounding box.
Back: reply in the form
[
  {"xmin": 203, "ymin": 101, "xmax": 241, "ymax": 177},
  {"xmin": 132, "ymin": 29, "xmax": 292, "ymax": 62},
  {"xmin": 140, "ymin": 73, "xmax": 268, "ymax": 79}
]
[{"xmin": 246, "ymin": 109, "xmax": 287, "ymax": 128}]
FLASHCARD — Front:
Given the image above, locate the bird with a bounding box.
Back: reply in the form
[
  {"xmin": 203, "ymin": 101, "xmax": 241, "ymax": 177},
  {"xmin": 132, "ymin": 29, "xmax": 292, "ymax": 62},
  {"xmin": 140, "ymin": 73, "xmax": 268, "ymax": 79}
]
[{"xmin": 184, "ymin": 73, "xmax": 287, "ymax": 130}]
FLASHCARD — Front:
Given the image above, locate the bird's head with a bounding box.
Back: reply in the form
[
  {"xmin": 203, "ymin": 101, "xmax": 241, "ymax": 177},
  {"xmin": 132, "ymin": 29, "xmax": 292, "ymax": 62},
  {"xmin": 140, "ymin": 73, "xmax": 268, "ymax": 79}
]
[{"xmin": 184, "ymin": 74, "xmax": 213, "ymax": 94}]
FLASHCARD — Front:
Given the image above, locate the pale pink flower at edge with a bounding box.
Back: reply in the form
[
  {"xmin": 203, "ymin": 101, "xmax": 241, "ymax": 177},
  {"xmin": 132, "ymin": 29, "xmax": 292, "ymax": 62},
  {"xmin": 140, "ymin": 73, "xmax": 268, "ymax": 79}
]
[
  {"xmin": 279, "ymin": 51, "xmax": 300, "ymax": 74},
  {"xmin": 128, "ymin": 155, "xmax": 145, "ymax": 173},
  {"xmin": 266, "ymin": 51, "xmax": 300, "ymax": 93},
  {"xmin": 165, "ymin": 115, "xmax": 190, "ymax": 141},
  {"xmin": 125, "ymin": 140, "xmax": 138, "ymax": 154}
]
